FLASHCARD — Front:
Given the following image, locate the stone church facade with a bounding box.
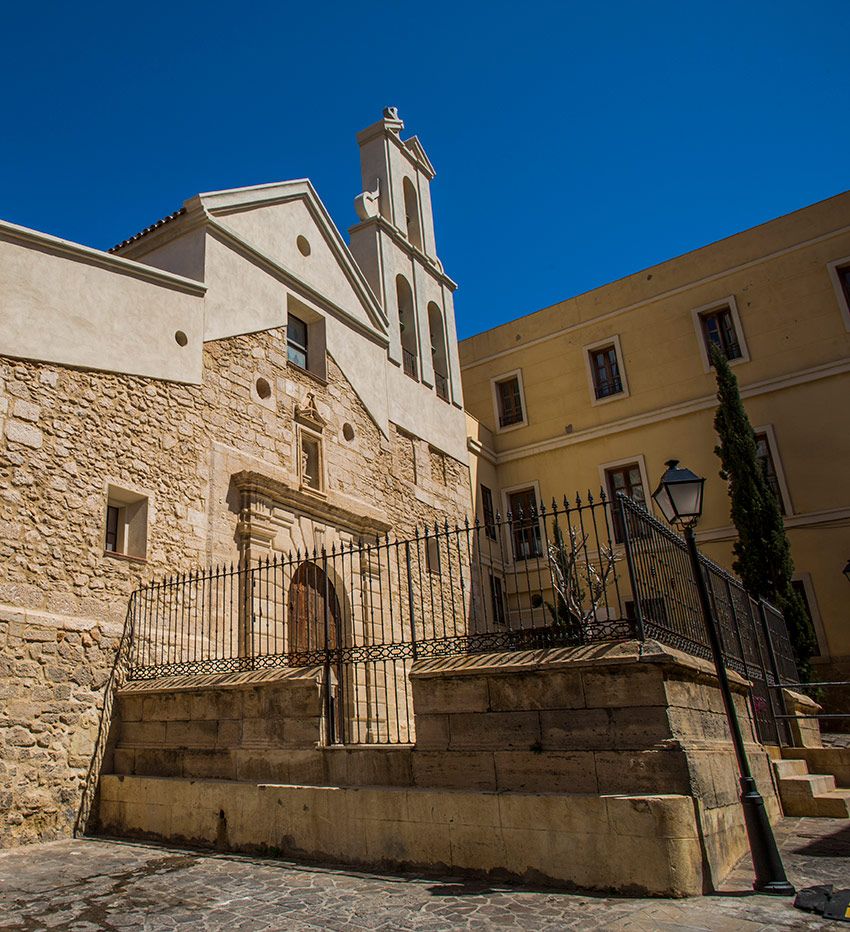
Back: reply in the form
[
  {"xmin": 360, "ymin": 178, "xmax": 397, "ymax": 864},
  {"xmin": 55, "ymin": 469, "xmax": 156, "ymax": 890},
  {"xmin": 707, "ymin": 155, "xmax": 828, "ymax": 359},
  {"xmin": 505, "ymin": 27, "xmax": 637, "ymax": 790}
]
[{"xmin": 0, "ymin": 109, "xmax": 471, "ymax": 846}]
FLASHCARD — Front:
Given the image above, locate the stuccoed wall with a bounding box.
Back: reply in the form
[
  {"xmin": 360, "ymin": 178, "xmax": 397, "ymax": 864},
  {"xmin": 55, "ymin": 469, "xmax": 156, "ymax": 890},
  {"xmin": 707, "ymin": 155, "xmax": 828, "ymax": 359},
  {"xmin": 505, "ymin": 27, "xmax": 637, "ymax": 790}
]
[
  {"xmin": 459, "ymin": 191, "xmax": 850, "ymax": 665},
  {"xmin": 0, "ymin": 325, "xmax": 471, "ymax": 847}
]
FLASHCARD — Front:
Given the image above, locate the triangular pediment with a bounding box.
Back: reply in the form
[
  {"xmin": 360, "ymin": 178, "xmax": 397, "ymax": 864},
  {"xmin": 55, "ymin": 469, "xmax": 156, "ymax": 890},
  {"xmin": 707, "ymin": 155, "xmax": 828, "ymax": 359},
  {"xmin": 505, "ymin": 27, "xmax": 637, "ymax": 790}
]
[
  {"xmin": 198, "ymin": 180, "xmax": 389, "ymax": 339},
  {"xmin": 403, "ymin": 136, "xmax": 436, "ymax": 179}
]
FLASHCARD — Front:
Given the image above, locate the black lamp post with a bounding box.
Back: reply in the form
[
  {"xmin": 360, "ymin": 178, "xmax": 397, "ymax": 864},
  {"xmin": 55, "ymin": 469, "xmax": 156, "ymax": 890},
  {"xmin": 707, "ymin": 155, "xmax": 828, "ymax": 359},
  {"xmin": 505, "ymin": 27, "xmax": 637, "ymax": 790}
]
[{"xmin": 652, "ymin": 459, "xmax": 794, "ymax": 896}]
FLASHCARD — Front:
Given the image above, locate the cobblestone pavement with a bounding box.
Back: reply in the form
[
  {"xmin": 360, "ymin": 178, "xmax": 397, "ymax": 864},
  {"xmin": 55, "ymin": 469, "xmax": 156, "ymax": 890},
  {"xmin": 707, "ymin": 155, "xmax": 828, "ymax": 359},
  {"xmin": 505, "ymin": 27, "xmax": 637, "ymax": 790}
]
[{"xmin": 0, "ymin": 818, "xmax": 848, "ymax": 931}]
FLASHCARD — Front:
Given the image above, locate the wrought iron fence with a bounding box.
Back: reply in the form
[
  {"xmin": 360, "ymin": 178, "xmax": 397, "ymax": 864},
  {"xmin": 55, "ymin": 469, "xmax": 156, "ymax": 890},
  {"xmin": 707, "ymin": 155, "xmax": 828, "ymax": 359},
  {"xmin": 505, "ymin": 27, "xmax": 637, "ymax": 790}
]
[
  {"xmin": 618, "ymin": 495, "xmax": 799, "ymax": 744},
  {"xmin": 125, "ymin": 491, "xmax": 800, "ymax": 746},
  {"xmin": 127, "ymin": 493, "xmax": 634, "ymax": 742}
]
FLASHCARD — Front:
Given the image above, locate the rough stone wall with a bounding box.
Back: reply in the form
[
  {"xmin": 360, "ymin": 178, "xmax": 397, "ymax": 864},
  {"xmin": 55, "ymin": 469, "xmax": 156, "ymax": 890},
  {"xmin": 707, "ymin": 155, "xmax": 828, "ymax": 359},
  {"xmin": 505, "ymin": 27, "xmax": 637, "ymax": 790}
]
[
  {"xmin": 0, "ymin": 327, "xmax": 471, "ymax": 847},
  {"xmin": 0, "ymin": 613, "xmax": 121, "ymax": 847}
]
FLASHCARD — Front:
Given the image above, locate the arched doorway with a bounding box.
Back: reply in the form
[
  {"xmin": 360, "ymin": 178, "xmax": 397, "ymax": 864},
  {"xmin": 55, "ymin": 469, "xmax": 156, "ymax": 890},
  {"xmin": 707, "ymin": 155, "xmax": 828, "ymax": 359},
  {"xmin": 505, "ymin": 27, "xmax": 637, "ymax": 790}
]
[{"xmin": 287, "ymin": 561, "xmax": 341, "ymax": 654}]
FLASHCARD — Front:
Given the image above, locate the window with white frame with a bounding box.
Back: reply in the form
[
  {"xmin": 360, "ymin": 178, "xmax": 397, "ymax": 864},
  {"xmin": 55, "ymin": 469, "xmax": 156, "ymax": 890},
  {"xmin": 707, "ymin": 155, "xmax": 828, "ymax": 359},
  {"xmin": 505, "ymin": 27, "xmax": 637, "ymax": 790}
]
[
  {"xmin": 827, "ymin": 257, "xmax": 850, "ymax": 331},
  {"xmin": 700, "ymin": 306, "xmax": 742, "ymax": 361},
  {"xmin": 481, "ymin": 484, "xmax": 497, "ymax": 540},
  {"xmin": 754, "ymin": 431, "xmax": 785, "ymax": 514},
  {"xmin": 791, "ymin": 577, "xmax": 824, "ymax": 657},
  {"xmin": 589, "ymin": 344, "xmax": 623, "ymax": 398},
  {"xmin": 489, "ymin": 573, "xmax": 507, "ymax": 626},
  {"xmin": 836, "ymin": 264, "xmax": 850, "ymax": 307},
  {"xmin": 604, "ymin": 462, "xmax": 647, "ymax": 544},
  {"xmin": 584, "ymin": 335, "xmax": 628, "ymax": 403},
  {"xmin": 691, "ymin": 297, "xmax": 748, "ymax": 370},
  {"xmin": 506, "ymin": 487, "xmax": 542, "ymax": 560},
  {"xmin": 104, "ymin": 485, "xmax": 149, "ymax": 560},
  {"xmin": 750, "ymin": 426, "xmax": 793, "ymax": 515},
  {"xmin": 491, "ymin": 371, "xmax": 526, "ymax": 430}
]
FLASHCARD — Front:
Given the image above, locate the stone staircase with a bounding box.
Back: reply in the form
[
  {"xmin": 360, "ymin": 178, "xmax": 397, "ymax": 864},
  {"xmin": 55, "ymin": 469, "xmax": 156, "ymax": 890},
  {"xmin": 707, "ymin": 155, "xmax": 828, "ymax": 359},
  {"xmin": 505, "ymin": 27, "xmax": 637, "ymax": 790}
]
[{"xmin": 773, "ymin": 758, "xmax": 850, "ymax": 817}]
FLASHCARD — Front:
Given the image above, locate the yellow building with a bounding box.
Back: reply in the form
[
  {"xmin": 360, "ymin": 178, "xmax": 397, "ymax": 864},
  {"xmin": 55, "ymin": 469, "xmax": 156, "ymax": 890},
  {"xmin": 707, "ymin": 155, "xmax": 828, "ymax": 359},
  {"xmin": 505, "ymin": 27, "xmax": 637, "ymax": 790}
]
[{"xmin": 460, "ymin": 191, "xmax": 850, "ymax": 683}]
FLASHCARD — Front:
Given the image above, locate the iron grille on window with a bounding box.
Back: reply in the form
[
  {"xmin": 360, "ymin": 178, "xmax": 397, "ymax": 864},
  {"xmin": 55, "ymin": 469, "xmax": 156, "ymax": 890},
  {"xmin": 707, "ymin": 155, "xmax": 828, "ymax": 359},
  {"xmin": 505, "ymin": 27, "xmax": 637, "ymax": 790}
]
[
  {"xmin": 402, "ymin": 347, "xmax": 418, "ymax": 379},
  {"xmin": 701, "ymin": 307, "xmax": 742, "ymax": 361},
  {"xmin": 590, "ymin": 345, "xmax": 623, "ymax": 399},
  {"xmin": 435, "ymin": 371, "xmax": 449, "ymax": 401},
  {"xmin": 496, "ymin": 377, "xmax": 524, "ymax": 427},
  {"xmin": 287, "ymin": 314, "xmax": 309, "ymax": 369}
]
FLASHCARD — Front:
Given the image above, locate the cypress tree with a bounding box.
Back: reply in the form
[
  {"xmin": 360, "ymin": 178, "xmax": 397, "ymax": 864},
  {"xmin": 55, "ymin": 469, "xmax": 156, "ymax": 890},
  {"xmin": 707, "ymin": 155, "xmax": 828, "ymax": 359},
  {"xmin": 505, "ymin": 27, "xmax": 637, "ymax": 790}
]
[{"xmin": 710, "ymin": 343, "xmax": 816, "ymax": 674}]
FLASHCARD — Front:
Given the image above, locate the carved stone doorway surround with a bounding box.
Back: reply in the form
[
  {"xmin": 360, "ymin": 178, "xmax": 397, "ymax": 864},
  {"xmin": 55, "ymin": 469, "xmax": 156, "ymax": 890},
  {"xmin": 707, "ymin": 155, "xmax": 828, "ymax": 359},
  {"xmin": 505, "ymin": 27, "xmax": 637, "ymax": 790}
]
[{"xmin": 231, "ymin": 470, "xmax": 391, "ymax": 565}]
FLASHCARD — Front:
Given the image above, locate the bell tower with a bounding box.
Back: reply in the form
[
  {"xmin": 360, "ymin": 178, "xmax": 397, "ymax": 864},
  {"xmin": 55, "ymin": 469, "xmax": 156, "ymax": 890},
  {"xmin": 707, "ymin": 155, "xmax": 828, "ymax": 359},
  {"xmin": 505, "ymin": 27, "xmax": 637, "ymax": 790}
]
[{"xmin": 349, "ymin": 108, "xmax": 461, "ymax": 408}]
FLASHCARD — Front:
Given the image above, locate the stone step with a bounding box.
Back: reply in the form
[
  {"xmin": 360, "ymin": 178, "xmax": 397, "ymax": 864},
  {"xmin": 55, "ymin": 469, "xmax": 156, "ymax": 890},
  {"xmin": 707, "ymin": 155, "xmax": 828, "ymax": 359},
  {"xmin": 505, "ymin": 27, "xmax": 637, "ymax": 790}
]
[
  {"xmin": 811, "ymin": 789, "xmax": 850, "ymax": 819},
  {"xmin": 777, "ymin": 770, "xmax": 850, "ymax": 817},
  {"xmin": 773, "ymin": 759, "xmax": 809, "ymax": 779},
  {"xmin": 779, "ymin": 773, "xmax": 836, "ymax": 798}
]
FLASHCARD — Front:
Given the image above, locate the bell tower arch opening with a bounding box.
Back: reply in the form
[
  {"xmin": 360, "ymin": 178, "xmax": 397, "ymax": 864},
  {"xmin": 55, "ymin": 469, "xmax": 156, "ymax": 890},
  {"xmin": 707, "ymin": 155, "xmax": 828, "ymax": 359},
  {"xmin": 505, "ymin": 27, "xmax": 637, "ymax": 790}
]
[
  {"xmin": 396, "ymin": 274, "xmax": 419, "ymax": 380},
  {"xmin": 402, "ymin": 176, "xmax": 422, "ymax": 249}
]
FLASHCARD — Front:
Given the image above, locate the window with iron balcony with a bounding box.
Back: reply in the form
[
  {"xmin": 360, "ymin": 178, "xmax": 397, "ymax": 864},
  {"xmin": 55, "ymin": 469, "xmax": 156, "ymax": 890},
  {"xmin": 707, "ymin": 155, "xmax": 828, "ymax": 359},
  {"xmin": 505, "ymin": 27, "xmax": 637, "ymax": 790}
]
[
  {"xmin": 496, "ymin": 376, "xmax": 524, "ymax": 428},
  {"xmin": 700, "ymin": 306, "xmax": 742, "ymax": 361},
  {"xmin": 589, "ymin": 344, "xmax": 623, "ymax": 399}
]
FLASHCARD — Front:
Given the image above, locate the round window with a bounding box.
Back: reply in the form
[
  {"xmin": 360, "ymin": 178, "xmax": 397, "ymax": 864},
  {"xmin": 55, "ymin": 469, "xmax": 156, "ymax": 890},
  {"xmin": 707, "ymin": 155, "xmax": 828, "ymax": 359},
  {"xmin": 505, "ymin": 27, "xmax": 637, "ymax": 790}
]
[
  {"xmin": 255, "ymin": 377, "xmax": 272, "ymax": 400},
  {"xmin": 175, "ymin": 330, "xmax": 188, "ymax": 347},
  {"xmin": 297, "ymin": 235, "xmax": 311, "ymax": 257}
]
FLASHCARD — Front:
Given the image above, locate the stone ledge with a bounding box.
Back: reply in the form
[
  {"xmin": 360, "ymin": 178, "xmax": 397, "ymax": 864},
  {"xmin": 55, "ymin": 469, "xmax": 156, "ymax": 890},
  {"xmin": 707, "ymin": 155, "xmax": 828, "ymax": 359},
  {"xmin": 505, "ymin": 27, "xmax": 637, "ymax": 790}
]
[
  {"xmin": 118, "ymin": 666, "xmax": 324, "ymax": 695},
  {"xmin": 96, "ymin": 775, "xmax": 707, "ymax": 896},
  {"xmin": 0, "ymin": 602, "xmax": 124, "ymax": 637},
  {"xmin": 410, "ymin": 641, "xmax": 751, "ymax": 690}
]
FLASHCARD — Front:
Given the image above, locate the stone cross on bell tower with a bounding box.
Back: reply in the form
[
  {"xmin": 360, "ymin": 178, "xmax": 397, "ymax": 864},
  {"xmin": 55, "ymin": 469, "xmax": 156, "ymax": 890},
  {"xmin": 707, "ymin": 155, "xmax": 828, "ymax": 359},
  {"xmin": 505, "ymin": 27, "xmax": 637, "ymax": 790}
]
[{"xmin": 349, "ymin": 108, "xmax": 461, "ymax": 406}]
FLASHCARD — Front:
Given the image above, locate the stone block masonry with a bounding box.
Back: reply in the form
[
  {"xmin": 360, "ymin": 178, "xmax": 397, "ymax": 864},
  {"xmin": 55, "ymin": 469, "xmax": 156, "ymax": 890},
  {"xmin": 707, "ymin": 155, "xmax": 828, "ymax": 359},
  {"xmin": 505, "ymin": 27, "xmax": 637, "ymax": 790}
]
[
  {"xmin": 97, "ymin": 776, "xmax": 706, "ymax": 897},
  {"xmin": 0, "ymin": 326, "xmax": 470, "ymax": 848},
  {"xmin": 99, "ymin": 641, "xmax": 781, "ymax": 893},
  {"xmin": 0, "ymin": 609, "xmax": 122, "ymax": 848}
]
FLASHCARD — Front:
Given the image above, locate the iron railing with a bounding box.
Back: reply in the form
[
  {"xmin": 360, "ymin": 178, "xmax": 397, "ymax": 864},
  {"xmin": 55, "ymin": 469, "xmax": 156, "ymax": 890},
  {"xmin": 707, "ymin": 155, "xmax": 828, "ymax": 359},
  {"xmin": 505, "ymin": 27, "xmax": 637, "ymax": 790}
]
[
  {"xmin": 125, "ymin": 491, "xmax": 800, "ymax": 746},
  {"xmin": 127, "ymin": 493, "xmax": 634, "ymax": 742},
  {"xmin": 619, "ymin": 495, "xmax": 799, "ymax": 744},
  {"xmin": 402, "ymin": 348, "xmax": 418, "ymax": 379}
]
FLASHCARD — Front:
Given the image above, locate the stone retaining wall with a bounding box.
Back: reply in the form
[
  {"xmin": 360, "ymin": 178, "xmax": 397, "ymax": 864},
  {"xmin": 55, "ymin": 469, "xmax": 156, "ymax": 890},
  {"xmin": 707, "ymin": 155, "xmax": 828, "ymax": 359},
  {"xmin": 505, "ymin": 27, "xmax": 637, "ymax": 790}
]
[
  {"xmin": 98, "ymin": 775, "xmax": 706, "ymax": 897},
  {"xmin": 100, "ymin": 641, "xmax": 780, "ymax": 892}
]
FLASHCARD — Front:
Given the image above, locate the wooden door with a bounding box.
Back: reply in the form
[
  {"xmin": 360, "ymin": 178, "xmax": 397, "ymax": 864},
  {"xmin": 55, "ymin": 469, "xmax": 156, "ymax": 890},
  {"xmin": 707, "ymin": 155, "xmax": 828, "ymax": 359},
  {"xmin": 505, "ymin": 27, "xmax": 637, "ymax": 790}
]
[{"xmin": 288, "ymin": 561, "xmax": 340, "ymax": 654}]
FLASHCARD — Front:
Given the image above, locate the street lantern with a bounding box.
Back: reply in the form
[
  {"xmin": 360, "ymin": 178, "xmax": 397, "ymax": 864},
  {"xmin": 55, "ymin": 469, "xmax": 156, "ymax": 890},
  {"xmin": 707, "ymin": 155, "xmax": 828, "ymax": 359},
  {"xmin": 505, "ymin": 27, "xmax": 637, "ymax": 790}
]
[
  {"xmin": 653, "ymin": 460, "xmax": 794, "ymax": 896},
  {"xmin": 843, "ymin": 559, "xmax": 850, "ymax": 583},
  {"xmin": 652, "ymin": 459, "xmax": 705, "ymax": 528}
]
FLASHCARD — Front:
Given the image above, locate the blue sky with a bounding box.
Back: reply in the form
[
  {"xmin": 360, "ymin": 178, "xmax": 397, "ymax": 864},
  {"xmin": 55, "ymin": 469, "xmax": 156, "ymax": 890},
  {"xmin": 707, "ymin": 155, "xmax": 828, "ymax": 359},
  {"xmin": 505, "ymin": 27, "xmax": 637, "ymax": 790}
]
[{"xmin": 1, "ymin": 1, "xmax": 847, "ymax": 339}]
